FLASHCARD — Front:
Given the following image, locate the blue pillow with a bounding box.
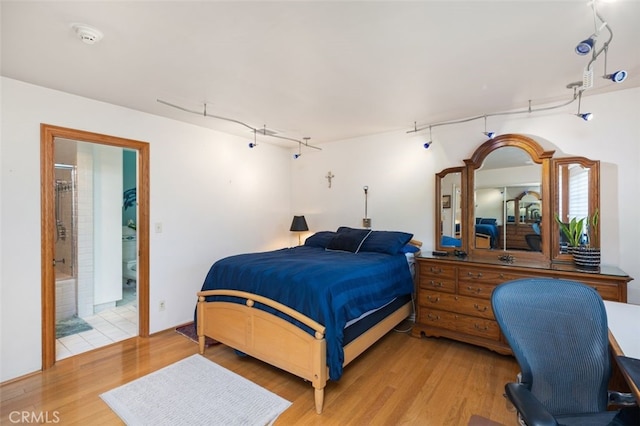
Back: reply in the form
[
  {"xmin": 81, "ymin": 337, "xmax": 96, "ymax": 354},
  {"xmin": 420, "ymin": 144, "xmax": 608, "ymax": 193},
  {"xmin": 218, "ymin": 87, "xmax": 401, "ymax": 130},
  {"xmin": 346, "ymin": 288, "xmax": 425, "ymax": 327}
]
[
  {"xmin": 304, "ymin": 231, "xmax": 337, "ymax": 248},
  {"xmin": 479, "ymin": 218, "xmax": 497, "ymax": 226},
  {"xmin": 327, "ymin": 228, "xmax": 372, "ymax": 253},
  {"xmin": 400, "ymin": 244, "xmax": 421, "ymax": 253},
  {"xmin": 338, "ymin": 227, "xmax": 413, "ymax": 255}
]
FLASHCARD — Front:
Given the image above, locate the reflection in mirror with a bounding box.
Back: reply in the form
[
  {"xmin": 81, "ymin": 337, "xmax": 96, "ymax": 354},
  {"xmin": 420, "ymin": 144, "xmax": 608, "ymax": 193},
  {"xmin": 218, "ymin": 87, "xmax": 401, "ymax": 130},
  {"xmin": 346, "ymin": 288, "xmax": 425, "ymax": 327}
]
[
  {"xmin": 474, "ymin": 147, "xmax": 542, "ymax": 252},
  {"xmin": 553, "ymin": 158, "xmax": 599, "ymax": 260},
  {"xmin": 436, "ymin": 167, "xmax": 465, "ymax": 251}
]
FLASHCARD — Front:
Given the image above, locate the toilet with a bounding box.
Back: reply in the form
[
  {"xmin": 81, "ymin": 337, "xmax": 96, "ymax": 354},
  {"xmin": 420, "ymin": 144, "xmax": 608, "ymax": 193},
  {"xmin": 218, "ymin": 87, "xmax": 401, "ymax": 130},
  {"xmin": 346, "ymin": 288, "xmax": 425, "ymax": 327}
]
[{"xmin": 122, "ymin": 226, "xmax": 137, "ymax": 284}]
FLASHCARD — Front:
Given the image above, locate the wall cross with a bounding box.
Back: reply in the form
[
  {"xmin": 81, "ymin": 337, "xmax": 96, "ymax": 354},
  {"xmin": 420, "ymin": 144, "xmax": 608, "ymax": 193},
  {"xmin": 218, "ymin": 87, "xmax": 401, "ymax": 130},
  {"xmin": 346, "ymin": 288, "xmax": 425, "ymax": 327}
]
[{"xmin": 325, "ymin": 171, "xmax": 335, "ymax": 188}]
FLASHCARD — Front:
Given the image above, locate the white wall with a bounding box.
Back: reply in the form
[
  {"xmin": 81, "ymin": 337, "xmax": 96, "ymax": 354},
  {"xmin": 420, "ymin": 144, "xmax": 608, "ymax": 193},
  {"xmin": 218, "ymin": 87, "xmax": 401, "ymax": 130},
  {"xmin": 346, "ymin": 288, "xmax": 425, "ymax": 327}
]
[
  {"xmin": 290, "ymin": 87, "xmax": 640, "ymax": 304},
  {"xmin": 0, "ymin": 77, "xmax": 292, "ymax": 382}
]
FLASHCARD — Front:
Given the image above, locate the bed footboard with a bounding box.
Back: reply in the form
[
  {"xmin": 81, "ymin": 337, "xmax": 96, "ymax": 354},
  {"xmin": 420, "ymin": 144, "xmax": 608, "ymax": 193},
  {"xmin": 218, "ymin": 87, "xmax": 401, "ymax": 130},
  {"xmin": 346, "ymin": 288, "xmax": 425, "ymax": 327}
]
[
  {"xmin": 197, "ymin": 289, "xmax": 328, "ymax": 413},
  {"xmin": 197, "ymin": 289, "xmax": 412, "ymax": 414}
]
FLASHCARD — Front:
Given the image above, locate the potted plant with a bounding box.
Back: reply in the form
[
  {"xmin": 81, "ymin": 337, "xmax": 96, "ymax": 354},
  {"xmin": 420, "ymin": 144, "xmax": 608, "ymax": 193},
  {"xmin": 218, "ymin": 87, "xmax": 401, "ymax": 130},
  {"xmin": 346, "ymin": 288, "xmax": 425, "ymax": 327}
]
[{"xmin": 555, "ymin": 210, "xmax": 600, "ymax": 268}]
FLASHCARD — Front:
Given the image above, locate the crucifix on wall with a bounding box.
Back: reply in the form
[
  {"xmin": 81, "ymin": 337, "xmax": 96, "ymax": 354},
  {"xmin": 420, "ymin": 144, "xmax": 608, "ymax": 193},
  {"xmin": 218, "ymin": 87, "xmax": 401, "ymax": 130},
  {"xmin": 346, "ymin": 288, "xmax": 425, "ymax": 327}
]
[{"xmin": 325, "ymin": 171, "xmax": 335, "ymax": 188}]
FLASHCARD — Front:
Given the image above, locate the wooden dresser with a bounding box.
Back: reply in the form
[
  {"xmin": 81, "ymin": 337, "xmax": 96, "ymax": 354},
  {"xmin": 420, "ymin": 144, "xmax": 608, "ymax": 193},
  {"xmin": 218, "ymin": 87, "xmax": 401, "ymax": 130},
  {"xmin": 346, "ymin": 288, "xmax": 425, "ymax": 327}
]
[{"xmin": 412, "ymin": 254, "xmax": 632, "ymax": 355}]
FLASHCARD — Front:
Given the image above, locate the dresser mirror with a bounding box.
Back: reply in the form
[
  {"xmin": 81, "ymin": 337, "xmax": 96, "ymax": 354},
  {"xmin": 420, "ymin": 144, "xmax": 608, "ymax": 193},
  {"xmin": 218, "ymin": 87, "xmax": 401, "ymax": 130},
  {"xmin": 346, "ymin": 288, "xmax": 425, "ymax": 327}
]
[
  {"xmin": 464, "ymin": 134, "xmax": 554, "ymax": 261},
  {"xmin": 551, "ymin": 157, "xmax": 600, "ymax": 262},
  {"xmin": 435, "ymin": 167, "xmax": 466, "ymax": 252}
]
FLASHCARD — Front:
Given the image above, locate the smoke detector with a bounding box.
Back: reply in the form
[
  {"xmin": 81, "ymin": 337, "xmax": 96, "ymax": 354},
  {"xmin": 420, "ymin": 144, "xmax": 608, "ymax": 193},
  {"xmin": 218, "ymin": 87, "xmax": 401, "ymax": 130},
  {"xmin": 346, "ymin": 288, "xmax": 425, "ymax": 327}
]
[{"xmin": 71, "ymin": 23, "xmax": 103, "ymax": 45}]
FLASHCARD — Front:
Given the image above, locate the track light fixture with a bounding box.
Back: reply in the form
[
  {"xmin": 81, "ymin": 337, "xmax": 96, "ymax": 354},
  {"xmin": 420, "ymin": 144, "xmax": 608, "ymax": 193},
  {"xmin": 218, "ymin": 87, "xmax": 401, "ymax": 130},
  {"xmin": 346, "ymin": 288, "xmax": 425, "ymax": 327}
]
[
  {"xmin": 424, "ymin": 125, "xmax": 433, "ymax": 149},
  {"xmin": 482, "ymin": 116, "xmax": 496, "ymax": 139},
  {"xmin": 604, "ymin": 70, "xmax": 627, "ymax": 83},
  {"xmin": 575, "ymin": 37, "xmax": 595, "ymax": 56},
  {"xmin": 248, "ymin": 129, "xmax": 258, "ymax": 148},
  {"xmin": 293, "ymin": 138, "xmax": 310, "ymax": 159},
  {"xmin": 575, "ymin": 90, "xmax": 593, "ymax": 121},
  {"xmin": 408, "ymin": 1, "xmax": 624, "ymax": 138}
]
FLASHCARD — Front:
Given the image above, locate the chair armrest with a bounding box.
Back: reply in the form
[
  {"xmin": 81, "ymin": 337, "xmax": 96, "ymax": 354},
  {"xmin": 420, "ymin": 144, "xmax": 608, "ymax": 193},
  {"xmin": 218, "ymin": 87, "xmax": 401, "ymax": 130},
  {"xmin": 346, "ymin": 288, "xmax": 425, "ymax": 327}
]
[{"xmin": 505, "ymin": 383, "xmax": 558, "ymax": 426}]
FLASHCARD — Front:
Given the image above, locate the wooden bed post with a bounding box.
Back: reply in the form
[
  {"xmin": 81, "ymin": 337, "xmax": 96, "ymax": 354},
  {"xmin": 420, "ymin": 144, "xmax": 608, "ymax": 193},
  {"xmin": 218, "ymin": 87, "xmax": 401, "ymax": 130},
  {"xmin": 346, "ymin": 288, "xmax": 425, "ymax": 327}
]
[
  {"xmin": 197, "ymin": 296, "xmax": 206, "ymax": 354},
  {"xmin": 311, "ymin": 331, "xmax": 327, "ymax": 414}
]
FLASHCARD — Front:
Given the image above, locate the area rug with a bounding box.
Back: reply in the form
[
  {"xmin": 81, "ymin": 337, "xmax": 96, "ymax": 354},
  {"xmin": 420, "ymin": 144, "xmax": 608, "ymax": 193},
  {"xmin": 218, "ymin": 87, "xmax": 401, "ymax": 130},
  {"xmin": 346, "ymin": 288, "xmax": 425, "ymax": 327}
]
[
  {"xmin": 100, "ymin": 354, "xmax": 291, "ymax": 426},
  {"xmin": 175, "ymin": 322, "xmax": 219, "ymax": 348},
  {"xmin": 56, "ymin": 316, "xmax": 93, "ymax": 338}
]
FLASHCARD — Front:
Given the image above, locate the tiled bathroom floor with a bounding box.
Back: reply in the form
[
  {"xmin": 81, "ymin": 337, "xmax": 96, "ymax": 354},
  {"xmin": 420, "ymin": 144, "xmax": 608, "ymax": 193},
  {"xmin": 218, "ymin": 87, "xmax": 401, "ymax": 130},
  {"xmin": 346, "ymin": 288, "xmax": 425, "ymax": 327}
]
[{"xmin": 56, "ymin": 283, "xmax": 138, "ymax": 360}]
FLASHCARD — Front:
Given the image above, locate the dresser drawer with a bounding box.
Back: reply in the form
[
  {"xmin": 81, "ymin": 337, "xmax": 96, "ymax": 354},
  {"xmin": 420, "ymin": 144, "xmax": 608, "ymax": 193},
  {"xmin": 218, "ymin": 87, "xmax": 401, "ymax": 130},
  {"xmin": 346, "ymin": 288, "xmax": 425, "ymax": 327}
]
[
  {"xmin": 419, "ymin": 262, "xmax": 456, "ymax": 280},
  {"xmin": 579, "ymin": 280, "xmax": 620, "ymax": 301},
  {"xmin": 418, "ymin": 307, "xmax": 500, "ymax": 340},
  {"xmin": 418, "ymin": 291, "xmax": 494, "ymax": 319},
  {"xmin": 419, "ymin": 276, "xmax": 456, "ymax": 294},
  {"xmin": 458, "ymin": 281, "xmax": 497, "ymax": 299},
  {"xmin": 458, "ymin": 267, "xmax": 524, "ymax": 284},
  {"xmin": 458, "ymin": 267, "xmax": 526, "ymax": 299}
]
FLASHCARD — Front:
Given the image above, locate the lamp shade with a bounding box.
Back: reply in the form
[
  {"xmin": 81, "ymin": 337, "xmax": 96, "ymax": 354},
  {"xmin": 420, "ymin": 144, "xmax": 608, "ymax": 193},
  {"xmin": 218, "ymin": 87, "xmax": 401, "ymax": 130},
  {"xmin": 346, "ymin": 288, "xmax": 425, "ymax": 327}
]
[{"xmin": 290, "ymin": 215, "xmax": 309, "ymax": 232}]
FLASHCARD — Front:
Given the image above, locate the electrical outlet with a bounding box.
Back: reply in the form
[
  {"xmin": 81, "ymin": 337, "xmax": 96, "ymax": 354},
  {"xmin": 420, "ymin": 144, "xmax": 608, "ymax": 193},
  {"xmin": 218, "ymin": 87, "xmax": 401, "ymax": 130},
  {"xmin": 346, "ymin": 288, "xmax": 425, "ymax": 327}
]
[{"xmin": 159, "ymin": 300, "xmax": 166, "ymax": 311}]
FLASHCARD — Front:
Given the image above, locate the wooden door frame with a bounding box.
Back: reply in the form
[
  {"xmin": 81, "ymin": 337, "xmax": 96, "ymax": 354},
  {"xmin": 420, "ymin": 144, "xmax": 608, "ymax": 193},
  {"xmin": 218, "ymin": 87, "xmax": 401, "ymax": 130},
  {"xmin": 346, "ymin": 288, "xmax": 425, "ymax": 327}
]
[{"xmin": 41, "ymin": 124, "xmax": 150, "ymax": 369}]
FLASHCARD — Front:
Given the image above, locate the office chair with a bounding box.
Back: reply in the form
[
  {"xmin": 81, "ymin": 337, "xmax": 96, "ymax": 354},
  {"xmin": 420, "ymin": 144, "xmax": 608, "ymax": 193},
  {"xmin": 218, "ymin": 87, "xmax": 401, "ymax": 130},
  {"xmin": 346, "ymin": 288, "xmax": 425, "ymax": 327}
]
[
  {"xmin": 525, "ymin": 234, "xmax": 542, "ymax": 251},
  {"xmin": 492, "ymin": 278, "xmax": 638, "ymax": 426}
]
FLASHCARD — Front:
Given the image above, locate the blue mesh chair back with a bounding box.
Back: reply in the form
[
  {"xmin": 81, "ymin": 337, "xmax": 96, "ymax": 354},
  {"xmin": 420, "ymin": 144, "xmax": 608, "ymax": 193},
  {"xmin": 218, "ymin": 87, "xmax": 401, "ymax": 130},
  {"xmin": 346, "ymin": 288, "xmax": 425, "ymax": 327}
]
[{"xmin": 492, "ymin": 278, "xmax": 610, "ymax": 417}]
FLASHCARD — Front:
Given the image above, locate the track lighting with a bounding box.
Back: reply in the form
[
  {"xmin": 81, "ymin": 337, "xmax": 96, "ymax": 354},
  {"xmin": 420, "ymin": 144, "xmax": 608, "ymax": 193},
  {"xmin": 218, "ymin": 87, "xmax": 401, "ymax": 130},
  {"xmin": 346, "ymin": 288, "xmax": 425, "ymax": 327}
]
[
  {"xmin": 293, "ymin": 139, "xmax": 304, "ymax": 159},
  {"xmin": 575, "ymin": 90, "xmax": 593, "ymax": 121},
  {"xmin": 482, "ymin": 116, "xmax": 496, "ymax": 139},
  {"xmin": 248, "ymin": 129, "xmax": 257, "ymax": 148},
  {"xmin": 424, "ymin": 126, "xmax": 433, "ymax": 149},
  {"xmin": 575, "ymin": 37, "xmax": 595, "ymax": 56},
  {"xmin": 157, "ymin": 99, "xmax": 322, "ymax": 152},
  {"xmin": 604, "ymin": 70, "xmax": 627, "ymax": 83}
]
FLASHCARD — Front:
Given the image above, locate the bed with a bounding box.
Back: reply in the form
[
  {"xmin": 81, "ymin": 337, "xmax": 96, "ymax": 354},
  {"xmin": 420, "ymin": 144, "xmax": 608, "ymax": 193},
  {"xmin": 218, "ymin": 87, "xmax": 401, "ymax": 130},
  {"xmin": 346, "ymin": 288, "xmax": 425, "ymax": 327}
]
[
  {"xmin": 196, "ymin": 227, "xmax": 420, "ymax": 414},
  {"xmin": 475, "ymin": 217, "xmax": 499, "ymax": 248}
]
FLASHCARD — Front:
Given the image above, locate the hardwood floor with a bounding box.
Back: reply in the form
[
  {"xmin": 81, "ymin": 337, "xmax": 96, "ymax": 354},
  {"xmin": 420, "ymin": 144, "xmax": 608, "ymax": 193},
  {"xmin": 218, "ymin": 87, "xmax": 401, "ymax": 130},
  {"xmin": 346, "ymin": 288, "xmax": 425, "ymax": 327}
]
[{"xmin": 1, "ymin": 322, "xmax": 519, "ymax": 425}]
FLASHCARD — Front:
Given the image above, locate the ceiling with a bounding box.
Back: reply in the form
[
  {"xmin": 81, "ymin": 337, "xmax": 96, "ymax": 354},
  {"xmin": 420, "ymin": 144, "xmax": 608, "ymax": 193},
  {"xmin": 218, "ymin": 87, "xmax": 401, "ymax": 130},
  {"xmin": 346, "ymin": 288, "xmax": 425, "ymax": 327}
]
[{"xmin": 2, "ymin": 1, "xmax": 639, "ymax": 147}]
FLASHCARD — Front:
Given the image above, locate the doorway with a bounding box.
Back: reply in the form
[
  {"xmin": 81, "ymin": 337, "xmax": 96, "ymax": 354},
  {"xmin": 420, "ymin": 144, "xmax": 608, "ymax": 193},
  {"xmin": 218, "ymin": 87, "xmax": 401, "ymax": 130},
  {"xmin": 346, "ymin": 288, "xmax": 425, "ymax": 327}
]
[{"xmin": 41, "ymin": 124, "xmax": 150, "ymax": 369}]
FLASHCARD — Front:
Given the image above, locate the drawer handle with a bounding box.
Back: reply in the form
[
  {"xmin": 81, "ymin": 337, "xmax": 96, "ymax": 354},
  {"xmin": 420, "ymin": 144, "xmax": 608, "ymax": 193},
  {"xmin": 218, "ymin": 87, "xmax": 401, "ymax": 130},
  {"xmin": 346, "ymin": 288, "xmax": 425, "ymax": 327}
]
[
  {"xmin": 427, "ymin": 313, "xmax": 440, "ymax": 321},
  {"xmin": 427, "ymin": 295, "xmax": 440, "ymax": 303},
  {"xmin": 429, "ymin": 280, "xmax": 443, "ymax": 288},
  {"xmin": 467, "ymin": 272, "xmax": 483, "ymax": 279},
  {"xmin": 467, "ymin": 286, "xmax": 482, "ymax": 294},
  {"xmin": 474, "ymin": 323, "xmax": 489, "ymax": 331},
  {"xmin": 473, "ymin": 303, "xmax": 488, "ymax": 312},
  {"xmin": 430, "ymin": 267, "xmax": 443, "ymax": 274}
]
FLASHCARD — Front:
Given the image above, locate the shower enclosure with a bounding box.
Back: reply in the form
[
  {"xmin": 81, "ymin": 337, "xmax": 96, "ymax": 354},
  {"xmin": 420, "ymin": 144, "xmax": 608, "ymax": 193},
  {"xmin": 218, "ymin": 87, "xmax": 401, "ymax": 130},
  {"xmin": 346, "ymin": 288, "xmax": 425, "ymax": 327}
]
[{"xmin": 54, "ymin": 164, "xmax": 78, "ymax": 321}]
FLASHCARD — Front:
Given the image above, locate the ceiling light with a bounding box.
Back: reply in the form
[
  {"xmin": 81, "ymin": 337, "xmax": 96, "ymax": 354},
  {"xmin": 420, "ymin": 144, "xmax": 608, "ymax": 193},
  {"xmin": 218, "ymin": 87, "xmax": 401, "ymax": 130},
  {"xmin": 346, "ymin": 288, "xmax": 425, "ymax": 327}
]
[
  {"xmin": 71, "ymin": 23, "xmax": 103, "ymax": 45},
  {"xmin": 248, "ymin": 129, "xmax": 257, "ymax": 148},
  {"xmin": 424, "ymin": 126, "xmax": 433, "ymax": 149},
  {"xmin": 604, "ymin": 70, "xmax": 627, "ymax": 83},
  {"xmin": 575, "ymin": 37, "xmax": 595, "ymax": 55},
  {"xmin": 482, "ymin": 116, "xmax": 496, "ymax": 139},
  {"xmin": 575, "ymin": 90, "xmax": 593, "ymax": 121}
]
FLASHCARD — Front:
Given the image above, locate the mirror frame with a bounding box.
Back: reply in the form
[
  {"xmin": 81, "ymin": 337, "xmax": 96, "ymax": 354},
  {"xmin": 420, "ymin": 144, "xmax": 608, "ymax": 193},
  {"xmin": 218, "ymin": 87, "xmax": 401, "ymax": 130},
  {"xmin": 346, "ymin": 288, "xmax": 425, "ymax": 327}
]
[
  {"xmin": 464, "ymin": 134, "xmax": 555, "ymax": 262},
  {"xmin": 551, "ymin": 156, "xmax": 600, "ymax": 263},
  {"xmin": 435, "ymin": 166, "xmax": 467, "ymax": 253}
]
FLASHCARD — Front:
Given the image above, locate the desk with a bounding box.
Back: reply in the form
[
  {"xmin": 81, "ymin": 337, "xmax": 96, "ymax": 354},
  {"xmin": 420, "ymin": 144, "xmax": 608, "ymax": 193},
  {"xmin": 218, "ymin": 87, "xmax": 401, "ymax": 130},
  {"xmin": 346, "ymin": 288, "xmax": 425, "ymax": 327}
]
[{"xmin": 604, "ymin": 300, "xmax": 640, "ymax": 402}]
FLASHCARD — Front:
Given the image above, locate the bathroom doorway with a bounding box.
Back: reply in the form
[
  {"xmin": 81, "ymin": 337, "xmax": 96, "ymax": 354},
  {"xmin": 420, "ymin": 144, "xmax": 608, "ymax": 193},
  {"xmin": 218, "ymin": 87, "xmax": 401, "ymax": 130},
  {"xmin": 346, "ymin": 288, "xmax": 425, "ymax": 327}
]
[{"xmin": 41, "ymin": 124, "xmax": 150, "ymax": 369}]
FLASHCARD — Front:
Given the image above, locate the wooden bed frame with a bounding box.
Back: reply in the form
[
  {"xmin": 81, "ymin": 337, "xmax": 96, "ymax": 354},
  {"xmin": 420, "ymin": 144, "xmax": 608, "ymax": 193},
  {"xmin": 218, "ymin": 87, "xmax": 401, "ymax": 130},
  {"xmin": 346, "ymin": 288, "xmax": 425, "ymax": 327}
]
[{"xmin": 197, "ymin": 289, "xmax": 412, "ymax": 414}]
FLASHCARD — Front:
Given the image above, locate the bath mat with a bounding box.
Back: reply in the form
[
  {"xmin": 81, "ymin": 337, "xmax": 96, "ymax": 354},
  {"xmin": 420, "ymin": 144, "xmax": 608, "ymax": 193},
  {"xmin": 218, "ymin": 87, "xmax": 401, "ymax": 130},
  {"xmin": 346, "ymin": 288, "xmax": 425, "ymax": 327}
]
[
  {"xmin": 56, "ymin": 316, "xmax": 93, "ymax": 338},
  {"xmin": 175, "ymin": 322, "xmax": 219, "ymax": 348},
  {"xmin": 100, "ymin": 354, "xmax": 291, "ymax": 425}
]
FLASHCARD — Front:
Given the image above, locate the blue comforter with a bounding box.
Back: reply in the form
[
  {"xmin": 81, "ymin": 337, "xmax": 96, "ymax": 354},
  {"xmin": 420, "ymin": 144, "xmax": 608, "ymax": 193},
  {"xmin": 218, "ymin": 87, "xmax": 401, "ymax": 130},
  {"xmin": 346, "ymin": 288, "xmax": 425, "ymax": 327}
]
[{"xmin": 199, "ymin": 245, "xmax": 414, "ymax": 380}]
